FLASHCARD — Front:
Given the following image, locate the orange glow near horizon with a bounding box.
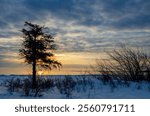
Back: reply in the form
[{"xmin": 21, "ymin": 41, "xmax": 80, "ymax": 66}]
[{"xmin": 0, "ymin": 52, "xmax": 108, "ymax": 75}]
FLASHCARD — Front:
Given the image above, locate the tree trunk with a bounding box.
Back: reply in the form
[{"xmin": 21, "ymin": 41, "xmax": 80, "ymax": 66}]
[
  {"xmin": 32, "ymin": 37, "xmax": 37, "ymax": 89},
  {"xmin": 32, "ymin": 61, "xmax": 36, "ymax": 89}
]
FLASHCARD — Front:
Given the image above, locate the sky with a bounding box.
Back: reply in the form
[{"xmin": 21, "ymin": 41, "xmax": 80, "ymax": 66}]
[{"xmin": 0, "ymin": 0, "xmax": 150, "ymax": 75}]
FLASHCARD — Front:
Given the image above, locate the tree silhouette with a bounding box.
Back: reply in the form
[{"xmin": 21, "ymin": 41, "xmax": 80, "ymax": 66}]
[
  {"xmin": 19, "ymin": 22, "xmax": 62, "ymax": 89},
  {"xmin": 94, "ymin": 45, "xmax": 150, "ymax": 82}
]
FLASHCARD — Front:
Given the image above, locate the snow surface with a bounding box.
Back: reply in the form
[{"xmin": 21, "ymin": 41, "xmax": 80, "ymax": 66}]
[{"xmin": 0, "ymin": 75, "xmax": 150, "ymax": 99}]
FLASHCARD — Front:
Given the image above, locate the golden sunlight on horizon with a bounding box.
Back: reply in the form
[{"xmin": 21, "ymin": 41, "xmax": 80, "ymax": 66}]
[{"xmin": 0, "ymin": 52, "xmax": 108, "ymax": 75}]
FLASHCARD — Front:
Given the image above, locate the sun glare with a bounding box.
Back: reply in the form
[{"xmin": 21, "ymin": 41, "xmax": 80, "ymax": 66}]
[{"xmin": 38, "ymin": 71, "xmax": 43, "ymax": 76}]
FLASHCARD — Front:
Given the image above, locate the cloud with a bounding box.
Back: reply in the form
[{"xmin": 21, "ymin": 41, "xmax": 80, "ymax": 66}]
[
  {"xmin": 0, "ymin": 0, "xmax": 150, "ymax": 74},
  {"xmin": 1, "ymin": 0, "xmax": 150, "ymax": 31}
]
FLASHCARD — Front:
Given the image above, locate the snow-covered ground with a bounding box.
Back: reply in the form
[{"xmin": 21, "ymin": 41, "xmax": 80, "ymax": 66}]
[{"xmin": 0, "ymin": 75, "xmax": 150, "ymax": 99}]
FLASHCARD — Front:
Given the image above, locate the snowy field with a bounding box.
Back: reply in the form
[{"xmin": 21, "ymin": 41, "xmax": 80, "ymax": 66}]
[{"xmin": 0, "ymin": 75, "xmax": 150, "ymax": 99}]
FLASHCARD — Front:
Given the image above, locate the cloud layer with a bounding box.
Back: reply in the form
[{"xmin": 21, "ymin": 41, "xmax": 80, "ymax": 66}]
[{"xmin": 0, "ymin": 0, "xmax": 150, "ymax": 74}]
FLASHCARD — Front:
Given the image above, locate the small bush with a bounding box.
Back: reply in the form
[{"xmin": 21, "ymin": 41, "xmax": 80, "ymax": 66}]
[
  {"xmin": 38, "ymin": 78, "xmax": 54, "ymax": 90},
  {"xmin": 4, "ymin": 76, "xmax": 55, "ymax": 97},
  {"xmin": 4, "ymin": 78, "xmax": 22, "ymax": 93},
  {"xmin": 33, "ymin": 77, "xmax": 54, "ymax": 97},
  {"xmin": 55, "ymin": 76, "xmax": 76, "ymax": 98},
  {"xmin": 22, "ymin": 78, "xmax": 32, "ymax": 96}
]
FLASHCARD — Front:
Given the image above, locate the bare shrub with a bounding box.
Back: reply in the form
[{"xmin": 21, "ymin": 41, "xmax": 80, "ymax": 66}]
[
  {"xmin": 4, "ymin": 78, "xmax": 22, "ymax": 93},
  {"xmin": 4, "ymin": 76, "xmax": 55, "ymax": 97},
  {"xmin": 95, "ymin": 45, "xmax": 150, "ymax": 82},
  {"xmin": 33, "ymin": 77, "xmax": 55, "ymax": 97},
  {"xmin": 38, "ymin": 78, "xmax": 54, "ymax": 90},
  {"xmin": 22, "ymin": 78, "xmax": 32, "ymax": 96},
  {"xmin": 55, "ymin": 75, "xmax": 76, "ymax": 98}
]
